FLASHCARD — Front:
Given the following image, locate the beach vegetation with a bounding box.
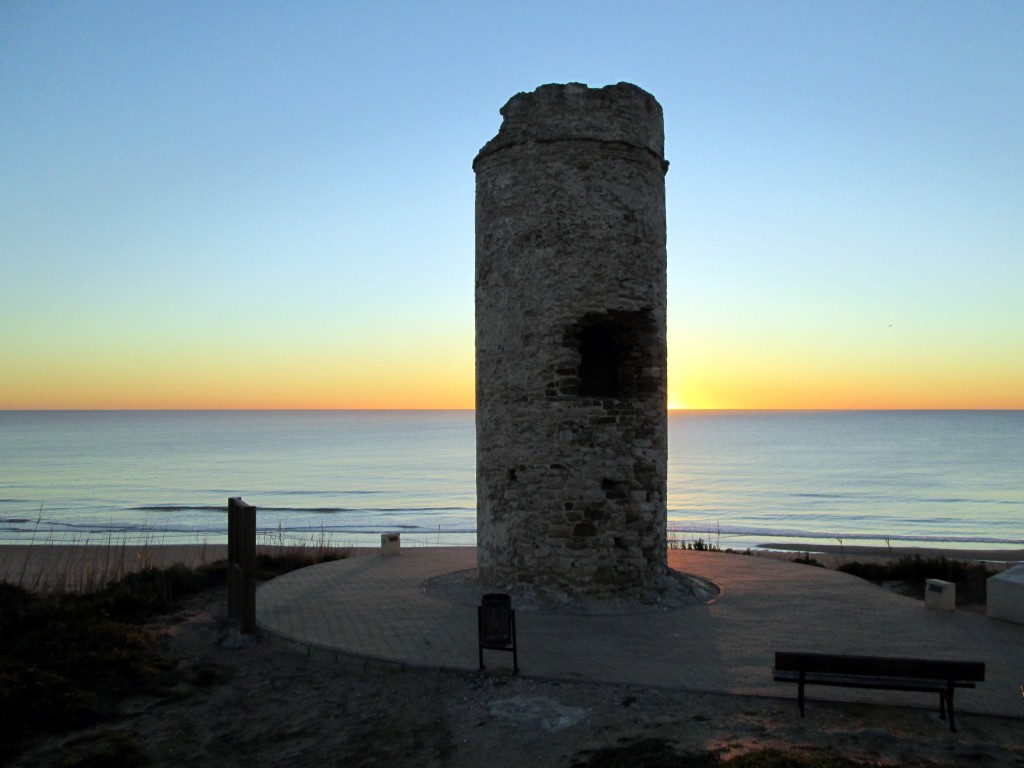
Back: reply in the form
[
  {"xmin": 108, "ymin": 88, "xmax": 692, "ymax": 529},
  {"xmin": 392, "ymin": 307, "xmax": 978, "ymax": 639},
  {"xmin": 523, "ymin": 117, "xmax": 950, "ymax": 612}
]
[
  {"xmin": 669, "ymin": 536, "xmax": 723, "ymax": 552},
  {"xmin": 6, "ymin": 528, "xmax": 198, "ymax": 595},
  {"xmin": 668, "ymin": 520, "xmax": 724, "ymax": 552},
  {"xmin": 688, "ymin": 537, "xmax": 720, "ymax": 552},
  {"xmin": 256, "ymin": 522, "xmax": 351, "ymax": 577},
  {"xmin": 837, "ymin": 554, "xmax": 995, "ymax": 605},
  {"xmin": 254, "ymin": 546, "xmax": 348, "ymax": 579},
  {"xmin": 0, "ymin": 544, "xmax": 349, "ymax": 761},
  {"xmin": 6, "ymin": 521, "xmax": 351, "ymax": 595},
  {"xmin": 791, "ymin": 553, "xmax": 825, "ymax": 567},
  {"xmin": 0, "ymin": 564, "xmax": 223, "ymax": 759}
]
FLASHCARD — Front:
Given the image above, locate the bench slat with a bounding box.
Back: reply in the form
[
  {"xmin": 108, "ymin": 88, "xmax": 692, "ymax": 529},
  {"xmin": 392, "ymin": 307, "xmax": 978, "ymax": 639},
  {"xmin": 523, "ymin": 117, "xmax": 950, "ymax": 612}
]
[{"xmin": 774, "ymin": 652, "xmax": 985, "ymax": 682}]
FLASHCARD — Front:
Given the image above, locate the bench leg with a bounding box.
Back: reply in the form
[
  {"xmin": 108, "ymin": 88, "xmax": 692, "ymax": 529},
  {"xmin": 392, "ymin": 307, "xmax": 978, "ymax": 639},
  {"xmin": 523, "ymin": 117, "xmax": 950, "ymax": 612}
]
[
  {"xmin": 511, "ymin": 612, "xmax": 519, "ymax": 674},
  {"xmin": 946, "ymin": 684, "xmax": 957, "ymax": 733},
  {"xmin": 477, "ymin": 607, "xmax": 483, "ymax": 670},
  {"xmin": 798, "ymin": 679, "xmax": 806, "ymax": 718}
]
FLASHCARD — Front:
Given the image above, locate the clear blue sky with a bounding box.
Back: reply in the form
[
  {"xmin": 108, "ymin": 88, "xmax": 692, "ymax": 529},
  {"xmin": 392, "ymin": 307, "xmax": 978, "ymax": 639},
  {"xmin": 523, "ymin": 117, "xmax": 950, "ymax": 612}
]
[{"xmin": 3, "ymin": 1, "xmax": 1022, "ymax": 408}]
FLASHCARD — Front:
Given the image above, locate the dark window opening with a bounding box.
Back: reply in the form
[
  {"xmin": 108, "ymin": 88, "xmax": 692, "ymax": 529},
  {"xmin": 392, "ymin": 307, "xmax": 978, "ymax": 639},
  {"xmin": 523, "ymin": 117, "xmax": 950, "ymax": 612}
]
[
  {"xmin": 563, "ymin": 309, "xmax": 658, "ymax": 401},
  {"xmin": 579, "ymin": 325, "xmax": 620, "ymax": 397}
]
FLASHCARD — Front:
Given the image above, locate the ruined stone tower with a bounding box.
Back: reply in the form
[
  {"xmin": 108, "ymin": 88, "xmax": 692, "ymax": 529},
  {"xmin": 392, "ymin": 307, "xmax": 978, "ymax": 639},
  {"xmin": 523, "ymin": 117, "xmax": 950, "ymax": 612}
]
[{"xmin": 474, "ymin": 82, "xmax": 669, "ymax": 598}]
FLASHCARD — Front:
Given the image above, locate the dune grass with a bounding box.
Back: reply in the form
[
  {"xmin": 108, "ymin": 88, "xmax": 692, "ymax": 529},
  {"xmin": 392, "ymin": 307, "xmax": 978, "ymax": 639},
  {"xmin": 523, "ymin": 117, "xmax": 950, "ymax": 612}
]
[
  {"xmin": 790, "ymin": 553, "xmax": 825, "ymax": 567},
  {"xmin": 3, "ymin": 517, "xmax": 206, "ymax": 595},
  {"xmin": 4, "ymin": 521, "xmax": 351, "ymax": 596},
  {"xmin": 0, "ymin": 562, "xmax": 226, "ymax": 760},
  {"xmin": 837, "ymin": 554, "xmax": 994, "ymax": 605},
  {"xmin": 0, "ymin": 541, "xmax": 349, "ymax": 762},
  {"xmin": 254, "ymin": 523, "xmax": 351, "ymax": 578}
]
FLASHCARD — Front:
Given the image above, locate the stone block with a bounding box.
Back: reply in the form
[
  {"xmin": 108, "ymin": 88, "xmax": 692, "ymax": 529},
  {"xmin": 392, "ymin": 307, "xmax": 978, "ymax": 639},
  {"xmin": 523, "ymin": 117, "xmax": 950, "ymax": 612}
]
[
  {"xmin": 380, "ymin": 532, "xmax": 400, "ymax": 555},
  {"xmin": 924, "ymin": 579, "xmax": 955, "ymax": 611},
  {"xmin": 987, "ymin": 564, "xmax": 1024, "ymax": 624}
]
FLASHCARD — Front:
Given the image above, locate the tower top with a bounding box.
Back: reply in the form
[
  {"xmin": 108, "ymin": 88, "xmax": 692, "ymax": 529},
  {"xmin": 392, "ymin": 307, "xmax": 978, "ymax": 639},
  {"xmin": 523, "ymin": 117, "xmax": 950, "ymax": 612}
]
[{"xmin": 473, "ymin": 82, "xmax": 667, "ymax": 171}]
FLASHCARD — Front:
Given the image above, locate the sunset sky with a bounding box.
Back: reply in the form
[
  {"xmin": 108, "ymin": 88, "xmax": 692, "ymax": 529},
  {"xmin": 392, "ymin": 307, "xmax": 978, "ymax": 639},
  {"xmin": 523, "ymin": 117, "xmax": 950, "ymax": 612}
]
[{"xmin": 3, "ymin": 2, "xmax": 1022, "ymax": 410}]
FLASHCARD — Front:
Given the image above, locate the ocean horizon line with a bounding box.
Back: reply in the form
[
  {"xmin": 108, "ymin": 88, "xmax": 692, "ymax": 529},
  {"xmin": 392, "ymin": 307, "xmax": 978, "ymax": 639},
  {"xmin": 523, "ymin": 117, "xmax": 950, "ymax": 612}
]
[{"xmin": 3, "ymin": 407, "xmax": 1022, "ymax": 414}]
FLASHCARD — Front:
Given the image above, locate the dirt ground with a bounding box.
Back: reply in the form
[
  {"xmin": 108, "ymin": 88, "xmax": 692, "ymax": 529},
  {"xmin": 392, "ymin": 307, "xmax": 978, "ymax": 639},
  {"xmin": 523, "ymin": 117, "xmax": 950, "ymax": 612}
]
[{"xmin": 12, "ymin": 587, "xmax": 1024, "ymax": 768}]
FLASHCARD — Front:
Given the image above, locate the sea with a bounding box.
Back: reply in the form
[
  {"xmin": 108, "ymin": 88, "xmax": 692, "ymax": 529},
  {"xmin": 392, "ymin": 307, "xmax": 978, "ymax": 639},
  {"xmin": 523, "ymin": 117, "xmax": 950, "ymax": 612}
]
[{"xmin": 1, "ymin": 410, "xmax": 1022, "ymax": 553}]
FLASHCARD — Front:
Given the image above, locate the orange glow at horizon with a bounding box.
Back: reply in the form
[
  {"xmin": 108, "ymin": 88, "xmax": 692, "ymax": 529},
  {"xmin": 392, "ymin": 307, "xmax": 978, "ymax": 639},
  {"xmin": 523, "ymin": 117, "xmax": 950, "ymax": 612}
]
[
  {"xmin": 7, "ymin": 362, "xmax": 1024, "ymax": 410},
  {"xmin": 1, "ymin": 346, "xmax": 476, "ymax": 410},
  {"xmin": 668, "ymin": 358, "xmax": 1024, "ymax": 411},
  {"xmin": 4, "ymin": 338, "xmax": 1023, "ymax": 410}
]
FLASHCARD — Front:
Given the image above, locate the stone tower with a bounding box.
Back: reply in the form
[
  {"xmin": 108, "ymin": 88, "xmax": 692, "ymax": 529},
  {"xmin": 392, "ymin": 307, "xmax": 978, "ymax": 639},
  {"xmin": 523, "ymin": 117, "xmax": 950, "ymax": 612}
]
[{"xmin": 474, "ymin": 82, "xmax": 669, "ymax": 598}]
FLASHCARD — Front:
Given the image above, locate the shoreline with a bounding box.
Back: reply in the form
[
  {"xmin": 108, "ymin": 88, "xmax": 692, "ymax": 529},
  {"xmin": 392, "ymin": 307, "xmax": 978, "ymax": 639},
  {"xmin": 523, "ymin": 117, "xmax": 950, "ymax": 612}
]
[{"xmin": 753, "ymin": 542, "xmax": 1024, "ymax": 566}]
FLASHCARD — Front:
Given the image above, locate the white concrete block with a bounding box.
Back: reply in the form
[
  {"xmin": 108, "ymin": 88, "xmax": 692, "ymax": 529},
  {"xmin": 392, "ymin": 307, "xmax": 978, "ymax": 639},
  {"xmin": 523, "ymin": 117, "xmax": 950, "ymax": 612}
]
[
  {"xmin": 925, "ymin": 578, "xmax": 955, "ymax": 611},
  {"xmin": 987, "ymin": 564, "xmax": 1024, "ymax": 624},
  {"xmin": 381, "ymin": 532, "xmax": 401, "ymax": 555}
]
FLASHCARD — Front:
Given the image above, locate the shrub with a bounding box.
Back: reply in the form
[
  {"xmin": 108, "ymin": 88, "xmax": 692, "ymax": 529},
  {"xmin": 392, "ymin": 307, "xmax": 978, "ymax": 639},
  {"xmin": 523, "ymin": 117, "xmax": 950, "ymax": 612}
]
[
  {"xmin": 0, "ymin": 563, "xmax": 220, "ymax": 758},
  {"xmin": 0, "ymin": 545, "xmax": 346, "ymax": 759},
  {"xmin": 792, "ymin": 553, "xmax": 824, "ymax": 568},
  {"xmin": 838, "ymin": 554, "xmax": 994, "ymax": 605}
]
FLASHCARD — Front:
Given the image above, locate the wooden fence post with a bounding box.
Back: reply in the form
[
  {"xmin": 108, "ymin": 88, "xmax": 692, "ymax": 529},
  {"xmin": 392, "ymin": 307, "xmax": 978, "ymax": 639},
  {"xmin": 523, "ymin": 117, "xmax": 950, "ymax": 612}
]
[
  {"xmin": 228, "ymin": 499, "xmax": 240, "ymax": 619},
  {"xmin": 228, "ymin": 497, "xmax": 257, "ymax": 634}
]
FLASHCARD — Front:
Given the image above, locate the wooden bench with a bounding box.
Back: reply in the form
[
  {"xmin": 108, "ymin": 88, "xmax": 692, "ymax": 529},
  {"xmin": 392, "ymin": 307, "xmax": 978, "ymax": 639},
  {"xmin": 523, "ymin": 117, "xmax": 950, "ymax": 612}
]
[{"xmin": 773, "ymin": 651, "xmax": 985, "ymax": 732}]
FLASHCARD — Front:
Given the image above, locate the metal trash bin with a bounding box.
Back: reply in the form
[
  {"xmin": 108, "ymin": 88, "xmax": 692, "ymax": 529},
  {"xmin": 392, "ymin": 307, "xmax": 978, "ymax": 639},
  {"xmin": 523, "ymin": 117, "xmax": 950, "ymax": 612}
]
[{"xmin": 478, "ymin": 593, "xmax": 518, "ymax": 672}]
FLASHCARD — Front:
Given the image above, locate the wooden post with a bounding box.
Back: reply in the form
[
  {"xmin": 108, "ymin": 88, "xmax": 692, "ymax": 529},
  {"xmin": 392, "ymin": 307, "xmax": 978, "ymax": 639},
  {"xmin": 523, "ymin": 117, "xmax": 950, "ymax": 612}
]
[
  {"xmin": 228, "ymin": 497, "xmax": 257, "ymax": 634},
  {"xmin": 228, "ymin": 499, "xmax": 240, "ymax": 619}
]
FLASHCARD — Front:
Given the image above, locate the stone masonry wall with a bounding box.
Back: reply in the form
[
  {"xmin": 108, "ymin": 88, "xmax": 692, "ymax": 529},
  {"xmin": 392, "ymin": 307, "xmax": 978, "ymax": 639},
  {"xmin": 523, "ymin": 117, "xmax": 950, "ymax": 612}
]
[{"xmin": 474, "ymin": 82, "xmax": 669, "ymax": 598}]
